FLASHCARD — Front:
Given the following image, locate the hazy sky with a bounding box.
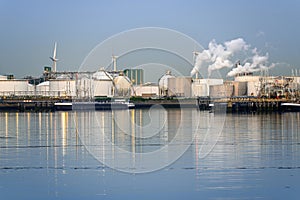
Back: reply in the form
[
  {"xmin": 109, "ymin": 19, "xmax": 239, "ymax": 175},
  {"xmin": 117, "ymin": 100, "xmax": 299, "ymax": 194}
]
[{"xmin": 0, "ymin": 0, "xmax": 299, "ymax": 79}]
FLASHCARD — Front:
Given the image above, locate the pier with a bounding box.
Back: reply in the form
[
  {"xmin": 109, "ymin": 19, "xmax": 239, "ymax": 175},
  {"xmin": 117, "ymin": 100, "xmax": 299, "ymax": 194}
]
[
  {"xmin": 0, "ymin": 96, "xmax": 297, "ymax": 112},
  {"xmin": 0, "ymin": 97, "xmax": 72, "ymax": 112},
  {"xmin": 0, "ymin": 100, "xmax": 55, "ymax": 112},
  {"xmin": 213, "ymin": 97, "xmax": 294, "ymax": 113}
]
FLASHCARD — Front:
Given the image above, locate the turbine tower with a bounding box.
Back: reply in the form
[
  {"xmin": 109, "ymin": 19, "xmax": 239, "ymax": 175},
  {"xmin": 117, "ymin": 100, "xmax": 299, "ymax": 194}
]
[
  {"xmin": 112, "ymin": 54, "xmax": 118, "ymax": 71},
  {"xmin": 50, "ymin": 42, "xmax": 58, "ymax": 72},
  {"xmin": 193, "ymin": 51, "xmax": 199, "ymax": 79}
]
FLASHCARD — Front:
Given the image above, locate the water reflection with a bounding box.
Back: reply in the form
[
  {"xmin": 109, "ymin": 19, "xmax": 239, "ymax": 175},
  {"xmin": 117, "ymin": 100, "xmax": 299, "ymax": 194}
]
[
  {"xmin": 0, "ymin": 111, "xmax": 300, "ymax": 199},
  {"xmin": 0, "ymin": 111, "xmax": 299, "ymax": 170},
  {"xmin": 75, "ymin": 108, "xmax": 199, "ymax": 173},
  {"xmin": 193, "ymin": 112, "xmax": 300, "ymax": 194}
]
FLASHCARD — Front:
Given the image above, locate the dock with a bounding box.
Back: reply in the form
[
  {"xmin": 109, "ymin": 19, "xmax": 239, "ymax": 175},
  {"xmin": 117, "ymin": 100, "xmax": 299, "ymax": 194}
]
[
  {"xmin": 0, "ymin": 100, "xmax": 56, "ymax": 112},
  {"xmin": 0, "ymin": 96, "xmax": 298, "ymax": 112},
  {"xmin": 213, "ymin": 97, "xmax": 295, "ymax": 113}
]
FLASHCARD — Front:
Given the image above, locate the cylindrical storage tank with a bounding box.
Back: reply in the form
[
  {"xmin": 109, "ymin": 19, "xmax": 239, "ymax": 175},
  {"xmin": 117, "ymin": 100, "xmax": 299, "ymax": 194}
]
[
  {"xmin": 94, "ymin": 80, "xmax": 113, "ymax": 97},
  {"xmin": 247, "ymin": 81, "xmax": 259, "ymax": 96},
  {"xmin": 168, "ymin": 77, "xmax": 192, "ymax": 97},
  {"xmin": 192, "ymin": 83, "xmax": 208, "ymax": 97},
  {"xmin": 76, "ymin": 75, "xmax": 93, "ymax": 99},
  {"xmin": 66, "ymin": 80, "xmax": 76, "ymax": 97},
  {"xmin": 49, "ymin": 80, "xmax": 60, "ymax": 97},
  {"xmin": 17, "ymin": 80, "xmax": 30, "ymax": 96},
  {"xmin": 225, "ymin": 84, "xmax": 233, "ymax": 97},
  {"xmin": 27, "ymin": 83, "xmax": 35, "ymax": 96},
  {"xmin": 36, "ymin": 81, "xmax": 50, "ymax": 96},
  {"xmin": 93, "ymin": 70, "xmax": 113, "ymax": 97},
  {"xmin": 49, "ymin": 79, "xmax": 76, "ymax": 97},
  {"xmin": 158, "ymin": 70, "xmax": 175, "ymax": 97},
  {"xmin": 0, "ymin": 80, "xmax": 30, "ymax": 96},
  {"xmin": 132, "ymin": 85, "xmax": 159, "ymax": 98},
  {"xmin": 233, "ymin": 82, "xmax": 247, "ymax": 96},
  {"xmin": 0, "ymin": 75, "xmax": 7, "ymax": 80},
  {"xmin": 234, "ymin": 75, "xmax": 260, "ymax": 82},
  {"xmin": 113, "ymin": 73, "xmax": 131, "ymax": 97},
  {"xmin": 209, "ymin": 85, "xmax": 227, "ymax": 98},
  {"xmin": 15, "ymin": 80, "xmax": 31, "ymax": 96},
  {"xmin": 200, "ymin": 79, "xmax": 223, "ymax": 86}
]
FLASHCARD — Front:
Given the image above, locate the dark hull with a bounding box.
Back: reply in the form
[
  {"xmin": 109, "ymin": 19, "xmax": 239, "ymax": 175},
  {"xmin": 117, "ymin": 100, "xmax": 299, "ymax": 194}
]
[
  {"xmin": 54, "ymin": 105, "xmax": 72, "ymax": 111},
  {"xmin": 55, "ymin": 102, "xmax": 133, "ymax": 111},
  {"xmin": 281, "ymin": 103, "xmax": 300, "ymax": 112}
]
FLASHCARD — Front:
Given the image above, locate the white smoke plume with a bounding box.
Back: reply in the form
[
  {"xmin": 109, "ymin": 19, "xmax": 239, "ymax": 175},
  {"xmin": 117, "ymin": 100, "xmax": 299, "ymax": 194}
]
[
  {"xmin": 227, "ymin": 48, "xmax": 275, "ymax": 77},
  {"xmin": 191, "ymin": 38, "xmax": 274, "ymax": 77}
]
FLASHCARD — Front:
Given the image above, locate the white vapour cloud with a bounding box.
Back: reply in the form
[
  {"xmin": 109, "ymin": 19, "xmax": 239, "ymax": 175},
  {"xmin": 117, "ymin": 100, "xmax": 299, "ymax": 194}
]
[
  {"xmin": 225, "ymin": 38, "xmax": 249, "ymax": 52},
  {"xmin": 227, "ymin": 49, "xmax": 275, "ymax": 77},
  {"xmin": 191, "ymin": 38, "xmax": 275, "ymax": 78}
]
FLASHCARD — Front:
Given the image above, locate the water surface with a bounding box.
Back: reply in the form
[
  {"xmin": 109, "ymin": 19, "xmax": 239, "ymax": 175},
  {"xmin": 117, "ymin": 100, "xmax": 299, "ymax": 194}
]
[{"xmin": 0, "ymin": 110, "xmax": 299, "ymax": 199}]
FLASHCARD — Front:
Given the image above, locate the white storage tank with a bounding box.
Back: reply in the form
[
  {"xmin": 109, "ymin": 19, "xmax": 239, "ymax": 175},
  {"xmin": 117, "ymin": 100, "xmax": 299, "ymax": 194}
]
[
  {"xmin": 113, "ymin": 72, "xmax": 131, "ymax": 97},
  {"xmin": 0, "ymin": 75, "xmax": 7, "ymax": 80},
  {"xmin": 224, "ymin": 81, "xmax": 234, "ymax": 97},
  {"xmin": 293, "ymin": 76, "xmax": 300, "ymax": 84},
  {"xmin": 192, "ymin": 84, "xmax": 208, "ymax": 97},
  {"xmin": 27, "ymin": 83, "xmax": 35, "ymax": 96},
  {"xmin": 0, "ymin": 79, "xmax": 31, "ymax": 96},
  {"xmin": 158, "ymin": 70, "xmax": 175, "ymax": 97},
  {"xmin": 76, "ymin": 74, "xmax": 92, "ymax": 99},
  {"xmin": 234, "ymin": 75, "xmax": 260, "ymax": 82},
  {"xmin": 209, "ymin": 84, "xmax": 233, "ymax": 98},
  {"xmin": 132, "ymin": 84, "xmax": 159, "ymax": 98},
  {"xmin": 49, "ymin": 79, "xmax": 76, "ymax": 97},
  {"xmin": 233, "ymin": 82, "xmax": 248, "ymax": 96},
  {"xmin": 210, "ymin": 85, "xmax": 224, "ymax": 98},
  {"xmin": 93, "ymin": 70, "xmax": 113, "ymax": 97},
  {"xmin": 200, "ymin": 79, "xmax": 224, "ymax": 86},
  {"xmin": 36, "ymin": 81, "xmax": 50, "ymax": 96},
  {"xmin": 192, "ymin": 79, "xmax": 209, "ymax": 97},
  {"xmin": 168, "ymin": 77, "xmax": 192, "ymax": 97},
  {"xmin": 247, "ymin": 81, "xmax": 260, "ymax": 96}
]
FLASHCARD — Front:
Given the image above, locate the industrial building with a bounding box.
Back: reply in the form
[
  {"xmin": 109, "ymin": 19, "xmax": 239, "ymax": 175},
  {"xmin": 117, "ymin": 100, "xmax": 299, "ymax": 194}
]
[
  {"xmin": 158, "ymin": 70, "xmax": 175, "ymax": 97},
  {"xmin": 113, "ymin": 72, "xmax": 132, "ymax": 97},
  {"xmin": 2, "ymin": 43, "xmax": 299, "ymax": 101},
  {"xmin": 0, "ymin": 75, "xmax": 34, "ymax": 96},
  {"xmin": 168, "ymin": 77, "xmax": 192, "ymax": 97},
  {"xmin": 2, "ymin": 65, "xmax": 300, "ymax": 100},
  {"xmin": 49, "ymin": 78, "xmax": 76, "ymax": 97},
  {"xmin": 124, "ymin": 69, "xmax": 144, "ymax": 85},
  {"xmin": 209, "ymin": 81, "xmax": 234, "ymax": 98},
  {"xmin": 192, "ymin": 78, "xmax": 224, "ymax": 97},
  {"xmin": 132, "ymin": 83, "xmax": 159, "ymax": 98},
  {"xmin": 93, "ymin": 69, "xmax": 114, "ymax": 97}
]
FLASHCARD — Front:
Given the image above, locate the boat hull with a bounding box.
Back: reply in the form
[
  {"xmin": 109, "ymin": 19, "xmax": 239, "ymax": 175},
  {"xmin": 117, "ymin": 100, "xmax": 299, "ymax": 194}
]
[
  {"xmin": 281, "ymin": 103, "xmax": 300, "ymax": 112},
  {"xmin": 54, "ymin": 102, "xmax": 134, "ymax": 111}
]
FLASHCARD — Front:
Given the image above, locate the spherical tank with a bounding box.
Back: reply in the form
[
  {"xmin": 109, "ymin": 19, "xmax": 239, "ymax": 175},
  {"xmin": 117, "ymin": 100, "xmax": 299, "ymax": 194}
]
[
  {"xmin": 113, "ymin": 73, "xmax": 131, "ymax": 97},
  {"xmin": 158, "ymin": 70, "xmax": 175, "ymax": 91}
]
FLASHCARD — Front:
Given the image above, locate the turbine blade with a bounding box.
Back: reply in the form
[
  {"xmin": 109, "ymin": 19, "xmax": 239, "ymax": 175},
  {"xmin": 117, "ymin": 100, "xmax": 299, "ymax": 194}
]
[{"xmin": 53, "ymin": 42, "xmax": 57, "ymax": 59}]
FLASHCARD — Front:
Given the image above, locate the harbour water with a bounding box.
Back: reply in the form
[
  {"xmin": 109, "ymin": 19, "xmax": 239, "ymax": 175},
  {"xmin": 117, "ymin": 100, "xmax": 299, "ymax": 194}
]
[{"xmin": 0, "ymin": 109, "xmax": 300, "ymax": 199}]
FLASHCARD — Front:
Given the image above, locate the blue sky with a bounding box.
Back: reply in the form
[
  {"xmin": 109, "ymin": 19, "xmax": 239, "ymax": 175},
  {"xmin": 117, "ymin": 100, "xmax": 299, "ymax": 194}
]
[{"xmin": 0, "ymin": 0, "xmax": 299, "ymax": 79}]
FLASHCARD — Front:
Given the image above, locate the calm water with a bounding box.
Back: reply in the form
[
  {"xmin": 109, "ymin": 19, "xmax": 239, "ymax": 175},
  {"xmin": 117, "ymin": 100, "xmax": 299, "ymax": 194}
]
[{"xmin": 0, "ymin": 109, "xmax": 300, "ymax": 199}]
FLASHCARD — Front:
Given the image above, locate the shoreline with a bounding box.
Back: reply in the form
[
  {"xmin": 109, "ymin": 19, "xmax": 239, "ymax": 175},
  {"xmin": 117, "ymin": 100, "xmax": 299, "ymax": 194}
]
[{"xmin": 0, "ymin": 97, "xmax": 296, "ymax": 113}]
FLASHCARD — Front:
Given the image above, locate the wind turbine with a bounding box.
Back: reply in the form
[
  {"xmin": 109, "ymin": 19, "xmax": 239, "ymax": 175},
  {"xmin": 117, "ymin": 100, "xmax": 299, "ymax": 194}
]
[
  {"xmin": 50, "ymin": 42, "xmax": 58, "ymax": 72},
  {"xmin": 193, "ymin": 51, "xmax": 199, "ymax": 79},
  {"xmin": 112, "ymin": 54, "xmax": 118, "ymax": 71}
]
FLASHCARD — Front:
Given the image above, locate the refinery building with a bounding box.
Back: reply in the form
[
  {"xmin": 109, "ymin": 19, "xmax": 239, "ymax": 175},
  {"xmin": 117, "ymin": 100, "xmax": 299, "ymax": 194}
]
[
  {"xmin": 1, "ymin": 42, "xmax": 300, "ymax": 100},
  {"xmin": 2, "ymin": 67, "xmax": 300, "ymax": 101}
]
